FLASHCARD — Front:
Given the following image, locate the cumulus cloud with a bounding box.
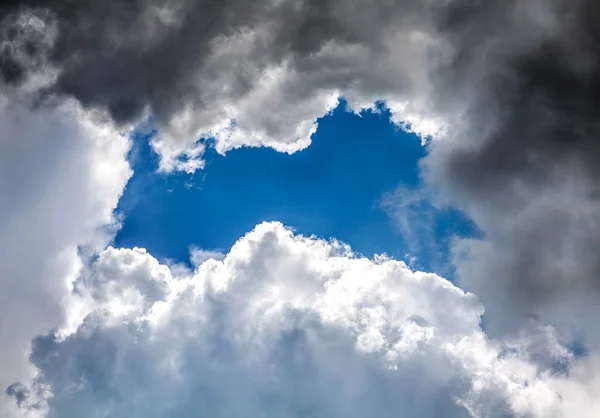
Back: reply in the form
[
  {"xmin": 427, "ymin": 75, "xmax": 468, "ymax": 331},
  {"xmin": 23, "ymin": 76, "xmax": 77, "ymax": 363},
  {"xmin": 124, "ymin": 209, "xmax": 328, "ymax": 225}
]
[
  {"xmin": 8, "ymin": 222, "xmax": 592, "ymax": 418},
  {"xmin": 0, "ymin": 90, "xmax": 131, "ymax": 417}
]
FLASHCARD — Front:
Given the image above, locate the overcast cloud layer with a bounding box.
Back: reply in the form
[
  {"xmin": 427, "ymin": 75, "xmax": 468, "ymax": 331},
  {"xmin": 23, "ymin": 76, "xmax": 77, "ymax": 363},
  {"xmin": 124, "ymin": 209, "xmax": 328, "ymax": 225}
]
[{"xmin": 3, "ymin": 0, "xmax": 600, "ymax": 416}]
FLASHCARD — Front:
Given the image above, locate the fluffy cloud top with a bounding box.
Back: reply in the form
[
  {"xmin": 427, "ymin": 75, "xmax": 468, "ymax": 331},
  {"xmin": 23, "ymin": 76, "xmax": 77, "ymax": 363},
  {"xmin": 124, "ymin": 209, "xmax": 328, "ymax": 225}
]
[{"xmin": 9, "ymin": 222, "xmax": 594, "ymax": 418}]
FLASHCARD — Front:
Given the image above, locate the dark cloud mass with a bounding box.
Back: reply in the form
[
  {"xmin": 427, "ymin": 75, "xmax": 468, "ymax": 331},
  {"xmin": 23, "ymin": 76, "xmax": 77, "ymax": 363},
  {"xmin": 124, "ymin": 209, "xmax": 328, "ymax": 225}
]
[
  {"xmin": 1, "ymin": 0, "xmax": 265, "ymax": 122},
  {"xmin": 0, "ymin": 0, "xmax": 396, "ymax": 124},
  {"xmin": 424, "ymin": 0, "xmax": 600, "ymax": 337}
]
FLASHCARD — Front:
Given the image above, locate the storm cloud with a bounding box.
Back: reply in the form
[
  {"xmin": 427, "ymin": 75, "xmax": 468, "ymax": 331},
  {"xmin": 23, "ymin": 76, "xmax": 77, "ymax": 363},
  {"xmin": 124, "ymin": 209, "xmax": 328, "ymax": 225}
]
[{"xmin": 422, "ymin": 0, "xmax": 600, "ymax": 338}]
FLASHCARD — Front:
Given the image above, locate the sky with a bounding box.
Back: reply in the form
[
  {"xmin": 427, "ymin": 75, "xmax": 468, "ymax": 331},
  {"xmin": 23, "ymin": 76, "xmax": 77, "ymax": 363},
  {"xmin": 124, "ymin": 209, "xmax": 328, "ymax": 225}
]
[
  {"xmin": 3, "ymin": 1, "xmax": 600, "ymax": 417},
  {"xmin": 116, "ymin": 101, "xmax": 477, "ymax": 274}
]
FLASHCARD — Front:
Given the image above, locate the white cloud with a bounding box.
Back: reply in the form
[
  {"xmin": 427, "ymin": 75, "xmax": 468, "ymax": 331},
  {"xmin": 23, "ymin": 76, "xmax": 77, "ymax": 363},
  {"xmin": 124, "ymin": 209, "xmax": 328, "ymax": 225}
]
[
  {"xmin": 11, "ymin": 221, "xmax": 591, "ymax": 418},
  {"xmin": 188, "ymin": 247, "xmax": 226, "ymax": 266},
  {"xmin": 0, "ymin": 92, "xmax": 131, "ymax": 417}
]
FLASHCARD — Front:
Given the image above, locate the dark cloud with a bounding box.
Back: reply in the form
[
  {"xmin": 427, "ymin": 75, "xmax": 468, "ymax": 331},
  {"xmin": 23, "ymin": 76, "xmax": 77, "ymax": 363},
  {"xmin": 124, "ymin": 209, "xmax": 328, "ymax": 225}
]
[
  {"xmin": 424, "ymin": 0, "xmax": 600, "ymax": 336},
  {"xmin": 2, "ymin": 0, "xmax": 435, "ymax": 172},
  {"xmin": 0, "ymin": 0, "xmax": 370, "ymax": 124},
  {"xmin": 2, "ymin": 0, "xmax": 257, "ymax": 122}
]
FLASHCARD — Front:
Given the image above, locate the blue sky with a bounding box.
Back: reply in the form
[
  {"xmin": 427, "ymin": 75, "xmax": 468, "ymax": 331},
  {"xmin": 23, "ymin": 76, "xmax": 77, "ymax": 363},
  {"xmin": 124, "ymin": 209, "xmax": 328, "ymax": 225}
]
[{"xmin": 115, "ymin": 101, "xmax": 477, "ymax": 274}]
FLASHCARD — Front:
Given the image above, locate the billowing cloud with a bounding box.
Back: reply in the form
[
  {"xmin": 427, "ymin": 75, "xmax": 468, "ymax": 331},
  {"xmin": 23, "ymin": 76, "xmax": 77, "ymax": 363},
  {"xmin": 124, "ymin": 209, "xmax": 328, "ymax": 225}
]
[
  {"xmin": 1, "ymin": 0, "xmax": 449, "ymax": 171},
  {"xmin": 8, "ymin": 222, "xmax": 593, "ymax": 418},
  {"xmin": 0, "ymin": 90, "xmax": 131, "ymax": 417}
]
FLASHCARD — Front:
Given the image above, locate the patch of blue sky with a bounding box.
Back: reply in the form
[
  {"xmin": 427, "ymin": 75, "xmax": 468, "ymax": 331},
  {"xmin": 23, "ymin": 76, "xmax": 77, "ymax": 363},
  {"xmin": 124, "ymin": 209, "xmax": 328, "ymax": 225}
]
[{"xmin": 115, "ymin": 100, "xmax": 478, "ymax": 275}]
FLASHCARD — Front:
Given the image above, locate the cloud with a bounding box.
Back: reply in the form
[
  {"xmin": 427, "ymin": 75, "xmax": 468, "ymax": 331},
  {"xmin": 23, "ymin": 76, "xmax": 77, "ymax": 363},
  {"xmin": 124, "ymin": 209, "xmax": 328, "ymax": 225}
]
[
  {"xmin": 418, "ymin": 0, "xmax": 600, "ymax": 340},
  {"xmin": 0, "ymin": 0, "xmax": 450, "ymax": 171},
  {"xmin": 9, "ymin": 221, "xmax": 588, "ymax": 418},
  {"xmin": 4, "ymin": 0, "xmax": 578, "ymax": 180},
  {"xmin": 0, "ymin": 91, "xmax": 131, "ymax": 417},
  {"xmin": 378, "ymin": 185, "xmax": 475, "ymax": 273},
  {"xmin": 4, "ymin": 0, "xmax": 600, "ymax": 415},
  {"xmin": 189, "ymin": 247, "xmax": 226, "ymax": 266}
]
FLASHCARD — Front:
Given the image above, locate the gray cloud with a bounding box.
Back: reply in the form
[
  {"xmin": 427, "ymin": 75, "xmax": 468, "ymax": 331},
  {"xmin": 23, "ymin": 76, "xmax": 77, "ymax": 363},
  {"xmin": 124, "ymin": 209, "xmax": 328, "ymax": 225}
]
[
  {"xmin": 1, "ymin": 0, "xmax": 441, "ymax": 172},
  {"xmin": 0, "ymin": 0, "xmax": 412, "ymax": 122},
  {"xmin": 422, "ymin": 0, "xmax": 600, "ymax": 338},
  {"xmin": 2, "ymin": 0, "xmax": 268, "ymax": 122}
]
